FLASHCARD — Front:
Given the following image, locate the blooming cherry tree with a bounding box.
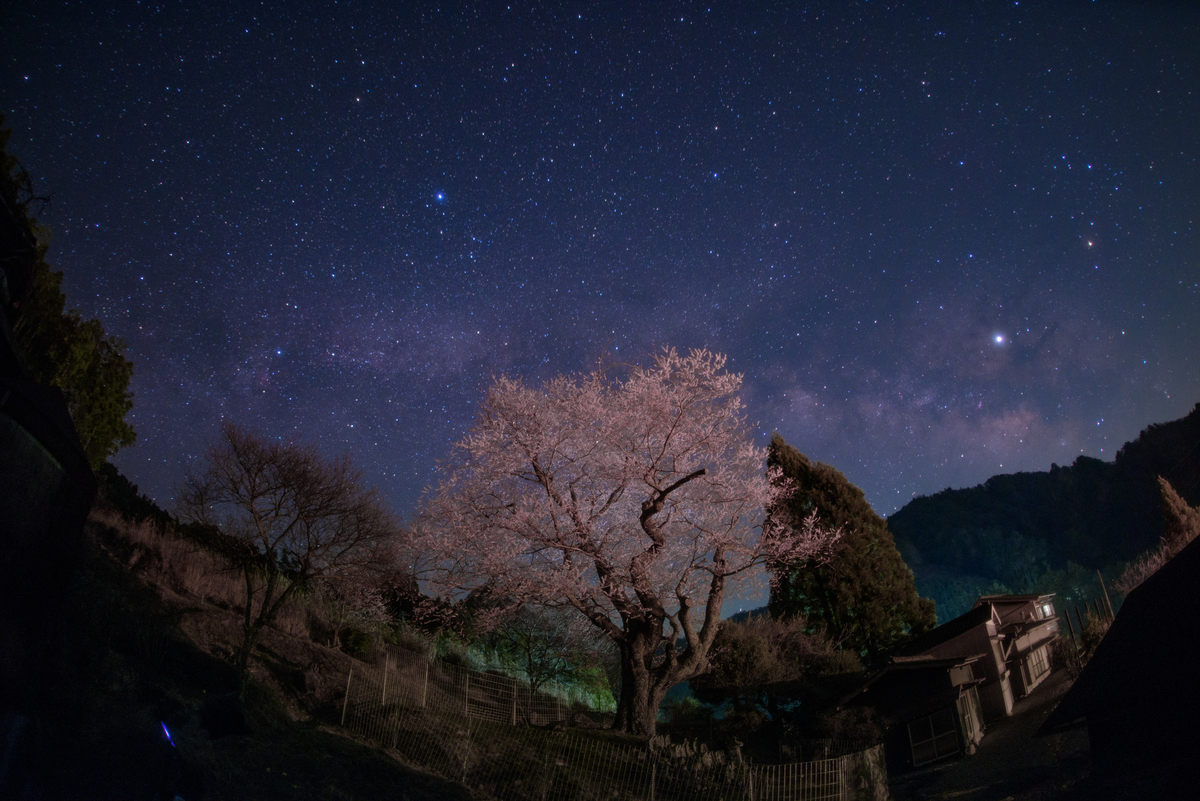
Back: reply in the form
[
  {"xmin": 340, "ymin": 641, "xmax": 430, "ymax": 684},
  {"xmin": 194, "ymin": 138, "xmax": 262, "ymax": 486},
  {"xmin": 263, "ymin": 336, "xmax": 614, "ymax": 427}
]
[{"xmin": 417, "ymin": 348, "xmax": 840, "ymax": 735}]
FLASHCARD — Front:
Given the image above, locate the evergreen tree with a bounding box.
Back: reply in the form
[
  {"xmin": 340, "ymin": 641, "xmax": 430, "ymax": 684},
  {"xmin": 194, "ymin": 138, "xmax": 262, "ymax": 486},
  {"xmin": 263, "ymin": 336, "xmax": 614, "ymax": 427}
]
[
  {"xmin": 1159, "ymin": 475, "xmax": 1200, "ymax": 553},
  {"xmin": 1115, "ymin": 476, "xmax": 1200, "ymax": 595},
  {"xmin": 767, "ymin": 434, "xmax": 935, "ymax": 666},
  {"xmin": 1, "ymin": 116, "xmax": 135, "ymax": 468}
]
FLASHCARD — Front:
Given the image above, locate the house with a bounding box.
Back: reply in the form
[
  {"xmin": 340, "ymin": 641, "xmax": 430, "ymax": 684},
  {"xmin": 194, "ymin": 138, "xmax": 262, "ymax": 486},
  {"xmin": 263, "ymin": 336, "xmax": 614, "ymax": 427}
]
[
  {"xmin": 888, "ymin": 593, "xmax": 1060, "ymax": 722},
  {"xmin": 838, "ymin": 654, "xmax": 986, "ymax": 771},
  {"xmin": 1039, "ymin": 533, "xmax": 1200, "ymax": 783},
  {"xmin": 974, "ymin": 594, "xmax": 1059, "ymax": 701},
  {"xmin": 833, "ymin": 593, "xmax": 1061, "ymax": 774}
]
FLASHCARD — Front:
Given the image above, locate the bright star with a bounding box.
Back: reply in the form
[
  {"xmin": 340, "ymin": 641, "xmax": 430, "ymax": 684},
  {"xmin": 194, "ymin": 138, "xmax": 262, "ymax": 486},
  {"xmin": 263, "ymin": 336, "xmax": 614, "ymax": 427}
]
[{"xmin": 993, "ymin": 334, "xmax": 1005, "ymax": 345}]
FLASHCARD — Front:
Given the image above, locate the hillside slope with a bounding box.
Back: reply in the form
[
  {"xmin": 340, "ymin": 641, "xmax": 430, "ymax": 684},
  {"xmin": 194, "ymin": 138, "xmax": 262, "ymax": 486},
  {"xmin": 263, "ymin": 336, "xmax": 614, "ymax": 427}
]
[
  {"xmin": 4, "ymin": 505, "xmax": 473, "ymax": 801},
  {"xmin": 888, "ymin": 402, "xmax": 1200, "ymax": 620}
]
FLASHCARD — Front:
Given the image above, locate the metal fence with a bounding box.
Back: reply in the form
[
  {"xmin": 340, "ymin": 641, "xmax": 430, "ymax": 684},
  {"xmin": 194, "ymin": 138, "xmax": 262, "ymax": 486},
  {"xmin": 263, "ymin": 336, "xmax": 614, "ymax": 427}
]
[{"xmin": 339, "ymin": 648, "xmax": 889, "ymax": 801}]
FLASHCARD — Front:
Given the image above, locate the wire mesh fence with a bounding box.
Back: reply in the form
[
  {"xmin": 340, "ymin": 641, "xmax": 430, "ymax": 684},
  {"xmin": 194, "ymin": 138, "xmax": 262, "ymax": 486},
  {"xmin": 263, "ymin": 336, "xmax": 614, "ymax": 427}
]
[
  {"xmin": 340, "ymin": 646, "xmax": 888, "ymax": 800},
  {"xmin": 341, "ymin": 644, "xmax": 612, "ymax": 731}
]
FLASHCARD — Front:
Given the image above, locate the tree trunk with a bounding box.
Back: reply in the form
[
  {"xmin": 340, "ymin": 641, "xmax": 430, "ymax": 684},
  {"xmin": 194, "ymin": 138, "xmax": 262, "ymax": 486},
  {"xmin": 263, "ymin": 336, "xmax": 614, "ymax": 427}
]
[
  {"xmin": 233, "ymin": 565, "xmax": 297, "ymax": 696},
  {"xmin": 234, "ymin": 565, "xmax": 265, "ymax": 693},
  {"xmin": 631, "ymin": 669, "xmax": 671, "ymax": 737},
  {"xmin": 234, "ymin": 619, "xmax": 267, "ymax": 696},
  {"xmin": 610, "ymin": 630, "xmax": 678, "ymax": 737},
  {"xmin": 613, "ymin": 642, "xmax": 635, "ymax": 732}
]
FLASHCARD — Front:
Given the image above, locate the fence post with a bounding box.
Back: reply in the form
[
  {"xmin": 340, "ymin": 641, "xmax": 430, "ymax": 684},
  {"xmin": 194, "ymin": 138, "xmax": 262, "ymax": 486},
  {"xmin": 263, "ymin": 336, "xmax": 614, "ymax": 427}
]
[
  {"xmin": 421, "ymin": 660, "xmax": 429, "ymax": 709},
  {"xmin": 464, "ymin": 670, "xmax": 470, "ymax": 718},
  {"xmin": 382, "ymin": 652, "xmax": 390, "ymax": 706},
  {"xmin": 1097, "ymin": 570, "xmax": 1115, "ymax": 621},
  {"xmin": 1063, "ymin": 609, "xmax": 1078, "ymax": 648},
  {"xmin": 649, "ymin": 761, "xmax": 655, "ymax": 801},
  {"xmin": 511, "ymin": 677, "xmax": 518, "ymax": 726},
  {"xmin": 340, "ymin": 665, "xmax": 353, "ymax": 727}
]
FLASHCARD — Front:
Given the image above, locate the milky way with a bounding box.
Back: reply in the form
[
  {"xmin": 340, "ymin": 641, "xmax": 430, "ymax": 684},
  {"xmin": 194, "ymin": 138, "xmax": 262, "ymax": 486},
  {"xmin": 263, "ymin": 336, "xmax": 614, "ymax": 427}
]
[{"xmin": 4, "ymin": 1, "xmax": 1198, "ymax": 533}]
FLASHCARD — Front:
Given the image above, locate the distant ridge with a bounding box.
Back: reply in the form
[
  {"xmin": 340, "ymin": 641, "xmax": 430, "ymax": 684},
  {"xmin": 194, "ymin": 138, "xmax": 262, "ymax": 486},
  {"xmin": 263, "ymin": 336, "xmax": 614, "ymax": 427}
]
[{"xmin": 888, "ymin": 402, "xmax": 1200, "ymax": 619}]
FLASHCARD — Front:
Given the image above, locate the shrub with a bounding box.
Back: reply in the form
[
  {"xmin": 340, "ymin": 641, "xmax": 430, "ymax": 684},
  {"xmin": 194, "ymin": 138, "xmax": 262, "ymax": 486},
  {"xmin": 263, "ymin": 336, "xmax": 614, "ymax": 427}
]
[
  {"xmin": 660, "ymin": 695, "xmax": 712, "ymax": 726},
  {"xmin": 1079, "ymin": 613, "xmax": 1110, "ymax": 661},
  {"xmin": 340, "ymin": 627, "xmax": 375, "ymax": 661},
  {"xmin": 1050, "ymin": 637, "xmax": 1084, "ymax": 680},
  {"xmin": 436, "ymin": 638, "xmax": 481, "ymax": 670}
]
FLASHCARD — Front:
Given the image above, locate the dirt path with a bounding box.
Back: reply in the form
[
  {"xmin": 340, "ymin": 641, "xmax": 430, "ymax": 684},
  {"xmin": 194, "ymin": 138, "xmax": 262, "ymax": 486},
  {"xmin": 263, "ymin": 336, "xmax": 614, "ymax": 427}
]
[{"xmin": 890, "ymin": 670, "xmax": 1091, "ymax": 800}]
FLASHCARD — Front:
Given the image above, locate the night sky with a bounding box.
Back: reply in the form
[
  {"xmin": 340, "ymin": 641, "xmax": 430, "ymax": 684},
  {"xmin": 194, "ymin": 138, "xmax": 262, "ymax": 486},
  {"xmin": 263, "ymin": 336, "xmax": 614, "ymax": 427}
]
[{"xmin": 5, "ymin": 1, "xmax": 1199, "ymax": 528}]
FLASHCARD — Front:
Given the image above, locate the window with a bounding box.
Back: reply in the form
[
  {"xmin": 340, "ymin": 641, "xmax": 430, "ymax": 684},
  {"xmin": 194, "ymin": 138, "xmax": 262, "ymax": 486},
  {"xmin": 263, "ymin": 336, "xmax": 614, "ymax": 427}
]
[
  {"xmin": 1026, "ymin": 645, "xmax": 1050, "ymax": 685},
  {"xmin": 956, "ymin": 686, "xmax": 984, "ymax": 748},
  {"xmin": 1039, "ymin": 602, "xmax": 1054, "ymax": 619},
  {"xmin": 909, "ymin": 708, "xmax": 960, "ymax": 767}
]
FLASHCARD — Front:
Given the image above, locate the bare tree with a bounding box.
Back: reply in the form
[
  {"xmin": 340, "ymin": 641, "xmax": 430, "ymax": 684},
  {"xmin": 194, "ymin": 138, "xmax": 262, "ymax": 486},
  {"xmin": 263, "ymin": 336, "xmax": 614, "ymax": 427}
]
[
  {"xmin": 485, "ymin": 605, "xmax": 609, "ymax": 701},
  {"xmin": 180, "ymin": 423, "xmax": 397, "ymax": 686}
]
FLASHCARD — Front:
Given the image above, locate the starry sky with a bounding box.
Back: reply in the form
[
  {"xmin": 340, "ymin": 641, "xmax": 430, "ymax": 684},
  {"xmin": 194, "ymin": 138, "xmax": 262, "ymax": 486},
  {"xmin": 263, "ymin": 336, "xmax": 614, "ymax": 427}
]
[{"xmin": 4, "ymin": 1, "xmax": 1199, "ymax": 529}]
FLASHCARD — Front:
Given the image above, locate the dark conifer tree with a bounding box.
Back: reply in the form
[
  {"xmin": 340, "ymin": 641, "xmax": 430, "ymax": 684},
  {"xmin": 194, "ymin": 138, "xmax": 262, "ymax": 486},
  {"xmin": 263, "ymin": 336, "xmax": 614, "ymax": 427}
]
[
  {"xmin": 767, "ymin": 434, "xmax": 935, "ymax": 666},
  {"xmin": 1, "ymin": 115, "xmax": 135, "ymax": 468}
]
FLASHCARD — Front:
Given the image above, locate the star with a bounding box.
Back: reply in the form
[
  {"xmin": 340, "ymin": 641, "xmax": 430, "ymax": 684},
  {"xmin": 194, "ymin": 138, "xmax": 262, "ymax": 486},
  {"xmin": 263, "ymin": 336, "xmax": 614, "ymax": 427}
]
[{"xmin": 3, "ymin": 0, "xmax": 1196, "ymax": 521}]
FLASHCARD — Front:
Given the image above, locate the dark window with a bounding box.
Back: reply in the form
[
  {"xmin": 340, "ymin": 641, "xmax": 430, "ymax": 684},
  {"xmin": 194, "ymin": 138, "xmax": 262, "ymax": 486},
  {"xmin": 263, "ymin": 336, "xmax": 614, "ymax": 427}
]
[{"xmin": 909, "ymin": 707, "xmax": 960, "ymax": 766}]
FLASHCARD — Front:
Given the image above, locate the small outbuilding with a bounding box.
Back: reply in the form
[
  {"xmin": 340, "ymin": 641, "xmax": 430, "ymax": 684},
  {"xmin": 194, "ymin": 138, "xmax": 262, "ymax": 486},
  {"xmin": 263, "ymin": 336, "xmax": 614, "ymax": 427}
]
[{"xmin": 838, "ymin": 654, "xmax": 986, "ymax": 772}]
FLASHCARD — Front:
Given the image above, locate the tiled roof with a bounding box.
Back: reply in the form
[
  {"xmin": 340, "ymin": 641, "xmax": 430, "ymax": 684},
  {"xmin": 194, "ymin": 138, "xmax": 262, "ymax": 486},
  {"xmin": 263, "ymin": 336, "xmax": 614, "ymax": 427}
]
[
  {"xmin": 890, "ymin": 603, "xmax": 993, "ymax": 657},
  {"xmin": 975, "ymin": 593, "xmax": 1054, "ymax": 607},
  {"xmin": 838, "ymin": 653, "xmax": 985, "ymax": 707}
]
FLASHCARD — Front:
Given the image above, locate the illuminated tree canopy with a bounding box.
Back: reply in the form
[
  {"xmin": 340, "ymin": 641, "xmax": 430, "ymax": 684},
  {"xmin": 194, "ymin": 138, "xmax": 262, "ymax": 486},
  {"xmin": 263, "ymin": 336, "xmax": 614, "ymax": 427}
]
[{"xmin": 417, "ymin": 348, "xmax": 840, "ymax": 735}]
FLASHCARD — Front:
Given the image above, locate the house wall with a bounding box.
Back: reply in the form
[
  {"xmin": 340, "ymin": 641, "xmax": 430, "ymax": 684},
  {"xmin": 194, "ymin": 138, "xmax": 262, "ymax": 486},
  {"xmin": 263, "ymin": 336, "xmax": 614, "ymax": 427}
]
[
  {"xmin": 1006, "ymin": 615, "xmax": 1059, "ymax": 700},
  {"xmin": 993, "ymin": 602, "xmax": 1033, "ymax": 628},
  {"xmin": 1086, "ymin": 705, "xmax": 1184, "ymax": 774},
  {"xmin": 917, "ymin": 617, "xmax": 1016, "ymax": 722},
  {"xmin": 982, "ymin": 597, "xmax": 1063, "ymax": 704},
  {"xmin": 956, "ymin": 685, "xmax": 984, "ymax": 750},
  {"xmin": 923, "ymin": 621, "xmax": 1001, "ymax": 680},
  {"xmin": 977, "ymin": 675, "xmax": 1013, "ymax": 720},
  {"xmin": 1014, "ymin": 619, "xmax": 1059, "ymax": 654}
]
